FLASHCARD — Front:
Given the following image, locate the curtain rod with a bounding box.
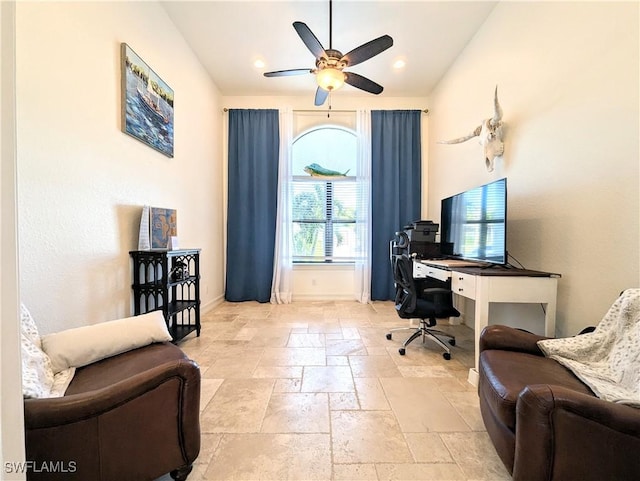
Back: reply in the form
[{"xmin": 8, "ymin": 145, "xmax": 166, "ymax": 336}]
[{"xmin": 223, "ymin": 108, "xmax": 429, "ymax": 114}]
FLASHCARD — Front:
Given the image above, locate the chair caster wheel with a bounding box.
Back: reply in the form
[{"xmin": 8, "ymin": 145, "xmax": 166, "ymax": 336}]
[
  {"xmin": 448, "ymin": 339, "xmax": 456, "ymax": 346},
  {"xmin": 443, "ymin": 352, "xmax": 451, "ymax": 360},
  {"xmin": 386, "ymin": 333, "xmax": 392, "ymax": 340},
  {"xmin": 399, "ymin": 348, "xmax": 406, "ymax": 355}
]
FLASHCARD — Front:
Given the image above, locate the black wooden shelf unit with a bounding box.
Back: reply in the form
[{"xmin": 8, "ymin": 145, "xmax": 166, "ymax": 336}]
[{"xmin": 129, "ymin": 249, "xmax": 201, "ymax": 343}]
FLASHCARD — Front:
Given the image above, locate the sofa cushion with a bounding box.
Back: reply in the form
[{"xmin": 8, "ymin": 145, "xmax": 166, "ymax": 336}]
[{"xmin": 479, "ymin": 349, "xmax": 595, "ymax": 430}]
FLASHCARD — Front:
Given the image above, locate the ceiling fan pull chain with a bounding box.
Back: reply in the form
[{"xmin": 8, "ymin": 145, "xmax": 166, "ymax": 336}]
[{"xmin": 327, "ymin": 91, "xmax": 332, "ymax": 118}]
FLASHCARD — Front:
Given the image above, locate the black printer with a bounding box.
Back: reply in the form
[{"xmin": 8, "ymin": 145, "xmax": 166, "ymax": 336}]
[{"xmin": 392, "ymin": 220, "xmax": 442, "ymax": 259}]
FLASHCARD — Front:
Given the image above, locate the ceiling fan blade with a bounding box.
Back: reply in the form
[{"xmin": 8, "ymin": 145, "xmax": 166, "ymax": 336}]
[
  {"xmin": 293, "ymin": 21, "xmax": 327, "ymax": 59},
  {"xmin": 344, "ymin": 72, "xmax": 384, "ymax": 95},
  {"xmin": 341, "ymin": 35, "xmax": 393, "ymax": 67},
  {"xmin": 314, "ymin": 87, "xmax": 329, "ymax": 106},
  {"xmin": 264, "ymin": 69, "xmax": 313, "ymax": 78}
]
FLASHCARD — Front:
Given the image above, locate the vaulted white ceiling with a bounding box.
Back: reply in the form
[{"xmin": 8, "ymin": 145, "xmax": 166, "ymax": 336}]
[{"xmin": 162, "ymin": 1, "xmax": 497, "ymax": 100}]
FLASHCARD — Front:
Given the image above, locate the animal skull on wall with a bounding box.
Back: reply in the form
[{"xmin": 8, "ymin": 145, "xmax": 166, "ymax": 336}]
[{"xmin": 439, "ymin": 86, "xmax": 504, "ymax": 172}]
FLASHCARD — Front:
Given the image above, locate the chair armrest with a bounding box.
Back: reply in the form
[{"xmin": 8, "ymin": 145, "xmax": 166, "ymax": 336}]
[
  {"xmin": 24, "ymin": 358, "xmax": 200, "ymax": 429},
  {"xmin": 513, "ymin": 384, "xmax": 640, "ymax": 481},
  {"xmin": 479, "ymin": 325, "xmax": 549, "ymax": 355}
]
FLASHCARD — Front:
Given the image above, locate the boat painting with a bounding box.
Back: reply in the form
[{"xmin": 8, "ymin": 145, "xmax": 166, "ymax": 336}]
[{"xmin": 121, "ymin": 43, "xmax": 174, "ymax": 157}]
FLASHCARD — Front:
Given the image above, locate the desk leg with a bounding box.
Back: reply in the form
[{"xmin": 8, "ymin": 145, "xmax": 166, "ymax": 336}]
[
  {"xmin": 544, "ymin": 300, "xmax": 557, "ymax": 337},
  {"xmin": 468, "ymin": 280, "xmax": 490, "ymax": 387},
  {"xmin": 450, "ymin": 294, "xmax": 463, "ymax": 325},
  {"xmin": 474, "ymin": 280, "xmax": 490, "ymax": 371}
]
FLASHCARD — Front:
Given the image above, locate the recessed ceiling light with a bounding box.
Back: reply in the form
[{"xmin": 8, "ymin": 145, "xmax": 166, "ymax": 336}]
[
  {"xmin": 254, "ymin": 59, "xmax": 265, "ymax": 69},
  {"xmin": 393, "ymin": 59, "xmax": 406, "ymax": 69}
]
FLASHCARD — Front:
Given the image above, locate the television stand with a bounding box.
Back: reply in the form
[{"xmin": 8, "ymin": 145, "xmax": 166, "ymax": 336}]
[{"xmin": 414, "ymin": 260, "xmax": 560, "ymax": 386}]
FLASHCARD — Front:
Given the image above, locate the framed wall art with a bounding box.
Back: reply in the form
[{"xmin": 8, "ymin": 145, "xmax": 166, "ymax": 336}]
[{"xmin": 121, "ymin": 43, "xmax": 174, "ymax": 157}]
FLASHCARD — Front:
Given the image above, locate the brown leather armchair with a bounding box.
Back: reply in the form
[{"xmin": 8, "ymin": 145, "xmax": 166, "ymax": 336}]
[
  {"xmin": 24, "ymin": 342, "xmax": 200, "ymax": 481},
  {"xmin": 478, "ymin": 325, "xmax": 640, "ymax": 481}
]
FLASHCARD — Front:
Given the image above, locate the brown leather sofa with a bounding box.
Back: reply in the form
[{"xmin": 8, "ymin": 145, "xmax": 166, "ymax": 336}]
[
  {"xmin": 478, "ymin": 325, "xmax": 640, "ymax": 481},
  {"xmin": 24, "ymin": 342, "xmax": 200, "ymax": 481}
]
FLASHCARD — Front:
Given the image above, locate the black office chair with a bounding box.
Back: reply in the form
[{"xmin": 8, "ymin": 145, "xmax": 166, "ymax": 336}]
[{"xmin": 386, "ymin": 254, "xmax": 459, "ymax": 359}]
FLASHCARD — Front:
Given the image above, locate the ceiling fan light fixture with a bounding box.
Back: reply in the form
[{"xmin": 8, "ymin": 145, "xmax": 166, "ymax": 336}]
[
  {"xmin": 316, "ymin": 68, "xmax": 345, "ymax": 91},
  {"xmin": 393, "ymin": 59, "xmax": 406, "ymax": 69}
]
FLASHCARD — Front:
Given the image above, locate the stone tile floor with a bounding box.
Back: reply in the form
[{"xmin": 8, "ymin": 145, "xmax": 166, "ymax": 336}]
[{"xmin": 157, "ymin": 300, "xmax": 510, "ymax": 481}]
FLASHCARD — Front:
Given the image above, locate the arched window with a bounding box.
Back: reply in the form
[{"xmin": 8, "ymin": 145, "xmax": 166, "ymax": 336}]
[{"xmin": 291, "ymin": 126, "xmax": 357, "ymax": 263}]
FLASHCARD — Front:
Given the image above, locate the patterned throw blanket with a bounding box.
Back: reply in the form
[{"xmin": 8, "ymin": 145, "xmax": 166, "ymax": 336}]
[{"xmin": 537, "ymin": 288, "xmax": 640, "ymax": 408}]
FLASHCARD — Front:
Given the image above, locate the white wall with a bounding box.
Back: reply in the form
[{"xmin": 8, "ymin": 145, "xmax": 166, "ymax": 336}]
[
  {"xmin": 16, "ymin": 2, "xmax": 225, "ymax": 334},
  {"xmin": 428, "ymin": 2, "xmax": 639, "ymax": 336},
  {"xmin": 222, "ymin": 95, "xmax": 429, "ymax": 299}
]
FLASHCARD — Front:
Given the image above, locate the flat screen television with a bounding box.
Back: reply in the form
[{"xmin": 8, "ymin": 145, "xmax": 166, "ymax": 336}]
[{"xmin": 440, "ymin": 178, "xmax": 507, "ymax": 265}]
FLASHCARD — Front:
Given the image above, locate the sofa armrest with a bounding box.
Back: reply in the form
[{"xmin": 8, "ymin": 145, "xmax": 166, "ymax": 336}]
[
  {"xmin": 479, "ymin": 325, "xmax": 549, "ymax": 355},
  {"xmin": 513, "ymin": 384, "xmax": 640, "ymax": 481},
  {"xmin": 24, "ymin": 358, "xmax": 200, "ymax": 429}
]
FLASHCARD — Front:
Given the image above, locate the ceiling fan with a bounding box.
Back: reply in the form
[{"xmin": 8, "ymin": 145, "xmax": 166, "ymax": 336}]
[{"xmin": 263, "ymin": 0, "xmax": 394, "ymax": 106}]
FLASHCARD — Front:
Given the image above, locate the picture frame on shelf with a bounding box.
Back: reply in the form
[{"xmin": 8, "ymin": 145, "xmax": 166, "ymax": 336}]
[
  {"xmin": 137, "ymin": 206, "xmax": 177, "ymax": 250},
  {"xmin": 150, "ymin": 207, "xmax": 177, "ymax": 249}
]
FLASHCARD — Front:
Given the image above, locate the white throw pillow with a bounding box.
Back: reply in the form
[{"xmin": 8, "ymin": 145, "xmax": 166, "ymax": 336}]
[
  {"xmin": 42, "ymin": 310, "xmax": 172, "ymax": 373},
  {"xmin": 21, "ymin": 304, "xmax": 42, "ymax": 347},
  {"xmin": 21, "ymin": 332, "xmax": 55, "ymax": 399},
  {"xmin": 20, "ymin": 304, "xmax": 56, "ymax": 399},
  {"xmin": 50, "ymin": 368, "xmax": 76, "ymax": 397}
]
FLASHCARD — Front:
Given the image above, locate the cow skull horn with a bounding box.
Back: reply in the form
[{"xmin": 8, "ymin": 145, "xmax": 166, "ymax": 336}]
[
  {"xmin": 490, "ymin": 85, "xmax": 503, "ymax": 126},
  {"xmin": 438, "ymin": 125, "xmax": 482, "ymax": 144},
  {"xmin": 438, "ymin": 85, "xmax": 505, "ymax": 172}
]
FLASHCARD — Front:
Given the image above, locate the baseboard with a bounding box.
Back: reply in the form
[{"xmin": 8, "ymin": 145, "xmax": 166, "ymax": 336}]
[
  {"xmin": 291, "ymin": 293, "xmax": 357, "ymax": 302},
  {"xmin": 467, "ymin": 368, "xmax": 480, "ymax": 387},
  {"xmin": 201, "ymin": 295, "xmax": 224, "ymax": 313},
  {"xmin": 201, "ymin": 293, "xmax": 359, "ymax": 307}
]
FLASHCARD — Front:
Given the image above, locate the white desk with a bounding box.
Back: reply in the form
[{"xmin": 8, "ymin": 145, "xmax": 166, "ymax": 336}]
[{"xmin": 414, "ymin": 260, "xmax": 560, "ymax": 385}]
